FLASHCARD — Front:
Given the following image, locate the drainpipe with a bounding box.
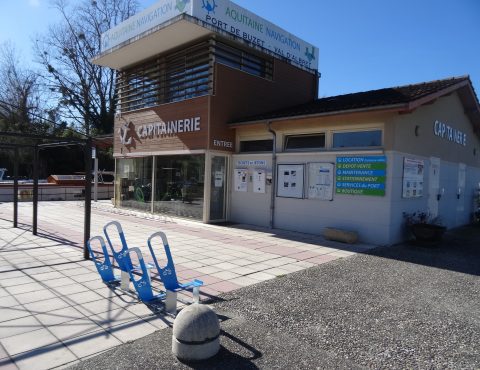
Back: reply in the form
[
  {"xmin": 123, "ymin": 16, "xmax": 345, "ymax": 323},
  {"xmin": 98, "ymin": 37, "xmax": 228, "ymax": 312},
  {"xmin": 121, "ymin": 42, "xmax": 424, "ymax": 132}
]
[{"xmin": 267, "ymin": 121, "xmax": 277, "ymax": 229}]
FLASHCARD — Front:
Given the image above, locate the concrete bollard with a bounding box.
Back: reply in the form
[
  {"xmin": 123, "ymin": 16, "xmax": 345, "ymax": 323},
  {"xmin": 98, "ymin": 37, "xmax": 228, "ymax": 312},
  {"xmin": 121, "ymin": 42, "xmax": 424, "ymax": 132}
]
[{"xmin": 172, "ymin": 304, "xmax": 220, "ymax": 361}]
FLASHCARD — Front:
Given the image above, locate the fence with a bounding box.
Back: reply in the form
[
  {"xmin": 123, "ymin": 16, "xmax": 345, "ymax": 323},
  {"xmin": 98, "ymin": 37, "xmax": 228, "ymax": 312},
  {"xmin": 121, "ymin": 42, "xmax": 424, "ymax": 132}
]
[{"xmin": 0, "ymin": 184, "xmax": 114, "ymax": 202}]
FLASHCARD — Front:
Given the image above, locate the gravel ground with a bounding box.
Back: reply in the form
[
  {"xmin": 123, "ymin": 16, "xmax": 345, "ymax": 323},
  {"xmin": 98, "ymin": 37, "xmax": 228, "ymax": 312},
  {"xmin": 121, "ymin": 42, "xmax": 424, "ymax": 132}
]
[{"xmin": 70, "ymin": 226, "xmax": 480, "ymax": 369}]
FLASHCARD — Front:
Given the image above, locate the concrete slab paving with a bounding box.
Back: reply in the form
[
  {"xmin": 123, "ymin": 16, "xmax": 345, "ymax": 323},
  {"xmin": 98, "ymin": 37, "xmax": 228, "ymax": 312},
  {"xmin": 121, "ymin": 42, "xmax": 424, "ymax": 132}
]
[
  {"xmin": 0, "ymin": 201, "xmax": 377, "ymax": 368},
  {"xmin": 70, "ymin": 226, "xmax": 480, "ymax": 370}
]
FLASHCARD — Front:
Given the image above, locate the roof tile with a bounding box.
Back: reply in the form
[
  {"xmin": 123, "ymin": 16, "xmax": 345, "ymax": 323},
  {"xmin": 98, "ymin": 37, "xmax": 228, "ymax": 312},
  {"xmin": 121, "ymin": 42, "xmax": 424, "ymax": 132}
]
[{"xmin": 233, "ymin": 76, "xmax": 470, "ymax": 124}]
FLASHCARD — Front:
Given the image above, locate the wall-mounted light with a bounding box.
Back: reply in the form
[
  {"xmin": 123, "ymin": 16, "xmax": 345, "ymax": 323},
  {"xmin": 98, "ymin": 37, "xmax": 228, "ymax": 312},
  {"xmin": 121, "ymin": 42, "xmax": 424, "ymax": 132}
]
[
  {"xmin": 414, "ymin": 125, "xmax": 420, "ymax": 137},
  {"xmin": 437, "ymin": 187, "xmax": 445, "ymax": 201},
  {"xmin": 457, "ymin": 187, "xmax": 462, "ymax": 200}
]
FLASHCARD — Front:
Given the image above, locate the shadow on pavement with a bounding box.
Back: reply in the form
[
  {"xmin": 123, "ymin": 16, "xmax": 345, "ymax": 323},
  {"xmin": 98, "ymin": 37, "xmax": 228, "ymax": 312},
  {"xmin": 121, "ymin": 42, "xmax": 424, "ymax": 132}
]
[
  {"xmin": 178, "ymin": 330, "xmax": 262, "ymax": 370},
  {"xmin": 366, "ymin": 225, "xmax": 480, "ymax": 276}
]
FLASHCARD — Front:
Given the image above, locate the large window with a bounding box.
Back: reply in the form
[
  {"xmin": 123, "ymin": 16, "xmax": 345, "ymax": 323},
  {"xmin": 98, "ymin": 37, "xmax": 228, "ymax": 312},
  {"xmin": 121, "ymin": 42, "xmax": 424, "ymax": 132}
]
[
  {"xmin": 332, "ymin": 130, "xmax": 382, "ymax": 149},
  {"xmin": 116, "ymin": 155, "xmax": 205, "ymax": 220},
  {"xmin": 115, "ymin": 157, "xmax": 153, "ymax": 211},
  {"xmin": 153, "ymin": 155, "xmax": 205, "ymax": 220},
  {"xmin": 285, "ymin": 134, "xmax": 326, "ymax": 151}
]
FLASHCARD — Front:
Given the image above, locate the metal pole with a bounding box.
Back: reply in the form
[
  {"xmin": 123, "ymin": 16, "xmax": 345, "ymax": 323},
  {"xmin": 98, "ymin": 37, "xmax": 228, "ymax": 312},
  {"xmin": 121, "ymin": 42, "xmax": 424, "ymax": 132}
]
[
  {"xmin": 84, "ymin": 138, "xmax": 92, "ymax": 260},
  {"xmin": 32, "ymin": 146, "xmax": 39, "ymax": 235},
  {"xmin": 151, "ymin": 156, "xmax": 156, "ymax": 214},
  {"xmin": 13, "ymin": 148, "xmax": 19, "ymax": 228},
  {"xmin": 93, "ymin": 152, "xmax": 98, "ymax": 202}
]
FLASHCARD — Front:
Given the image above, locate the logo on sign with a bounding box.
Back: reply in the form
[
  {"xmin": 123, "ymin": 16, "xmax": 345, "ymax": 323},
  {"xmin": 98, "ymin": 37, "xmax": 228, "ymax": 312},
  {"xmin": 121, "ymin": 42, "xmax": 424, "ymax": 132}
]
[
  {"xmin": 175, "ymin": 0, "xmax": 190, "ymax": 12},
  {"xmin": 305, "ymin": 46, "xmax": 315, "ymax": 62},
  {"xmin": 202, "ymin": 0, "xmax": 217, "ymax": 14},
  {"xmin": 119, "ymin": 122, "xmax": 132, "ymax": 145}
]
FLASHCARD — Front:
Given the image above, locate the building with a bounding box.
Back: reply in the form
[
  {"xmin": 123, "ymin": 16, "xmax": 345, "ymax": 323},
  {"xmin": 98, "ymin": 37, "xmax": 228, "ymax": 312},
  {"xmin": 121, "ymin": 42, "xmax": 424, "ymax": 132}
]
[{"xmin": 94, "ymin": 0, "xmax": 480, "ymax": 245}]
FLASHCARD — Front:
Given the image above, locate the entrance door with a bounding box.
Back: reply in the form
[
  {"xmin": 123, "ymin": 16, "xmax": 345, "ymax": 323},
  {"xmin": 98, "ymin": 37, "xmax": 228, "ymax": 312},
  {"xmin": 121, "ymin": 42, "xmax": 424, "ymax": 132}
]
[
  {"xmin": 428, "ymin": 157, "xmax": 440, "ymax": 218},
  {"xmin": 209, "ymin": 155, "xmax": 227, "ymax": 221}
]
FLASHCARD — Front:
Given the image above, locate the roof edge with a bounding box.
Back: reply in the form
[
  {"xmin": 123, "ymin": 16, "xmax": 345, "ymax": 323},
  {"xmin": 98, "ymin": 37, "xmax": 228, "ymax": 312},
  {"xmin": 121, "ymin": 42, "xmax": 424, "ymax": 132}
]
[{"xmin": 229, "ymin": 103, "xmax": 406, "ymax": 128}]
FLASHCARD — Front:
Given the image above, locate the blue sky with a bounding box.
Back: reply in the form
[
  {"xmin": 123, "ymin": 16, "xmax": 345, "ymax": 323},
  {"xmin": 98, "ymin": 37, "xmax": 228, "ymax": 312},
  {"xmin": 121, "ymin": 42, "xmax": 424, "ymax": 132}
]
[{"xmin": 0, "ymin": 0, "xmax": 479, "ymax": 98}]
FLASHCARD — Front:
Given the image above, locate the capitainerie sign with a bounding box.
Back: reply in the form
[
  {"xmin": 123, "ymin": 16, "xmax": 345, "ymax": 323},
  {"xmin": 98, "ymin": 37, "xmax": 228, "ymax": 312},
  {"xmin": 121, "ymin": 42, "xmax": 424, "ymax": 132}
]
[
  {"xmin": 119, "ymin": 117, "xmax": 201, "ymax": 144},
  {"xmin": 101, "ymin": 0, "xmax": 319, "ymax": 70},
  {"xmin": 433, "ymin": 120, "xmax": 467, "ymax": 146}
]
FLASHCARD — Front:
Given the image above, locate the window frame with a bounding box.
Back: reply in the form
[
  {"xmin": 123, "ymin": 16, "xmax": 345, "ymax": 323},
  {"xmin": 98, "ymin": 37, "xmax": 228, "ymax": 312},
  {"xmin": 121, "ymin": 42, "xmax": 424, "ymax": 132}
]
[
  {"xmin": 239, "ymin": 139, "xmax": 274, "ymax": 153},
  {"xmin": 284, "ymin": 133, "xmax": 327, "ymax": 152},
  {"xmin": 331, "ymin": 129, "xmax": 383, "ymax": 150}
]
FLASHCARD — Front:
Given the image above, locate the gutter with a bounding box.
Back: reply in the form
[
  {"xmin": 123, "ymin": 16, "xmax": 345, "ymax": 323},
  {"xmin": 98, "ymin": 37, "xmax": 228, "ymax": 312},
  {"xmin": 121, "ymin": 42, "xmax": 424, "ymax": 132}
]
[{"xmin": 267, "ymin": 121, "xmax": 277, "ymax": 229}]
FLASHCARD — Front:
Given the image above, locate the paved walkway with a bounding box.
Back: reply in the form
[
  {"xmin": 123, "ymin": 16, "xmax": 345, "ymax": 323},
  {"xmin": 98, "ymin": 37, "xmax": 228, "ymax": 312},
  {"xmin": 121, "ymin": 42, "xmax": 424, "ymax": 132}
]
[
  {"xmin": 0, "ymin": 201, "xmax": 375, "ymax": 369},
  {"xmin": 72, "ymin": 225, "xmax": 480, "ymax": 369}
]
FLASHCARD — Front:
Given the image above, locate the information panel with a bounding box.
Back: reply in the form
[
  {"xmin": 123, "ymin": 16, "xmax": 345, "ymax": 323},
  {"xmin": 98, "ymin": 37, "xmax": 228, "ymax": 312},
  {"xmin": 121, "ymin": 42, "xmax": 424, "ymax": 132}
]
[
  {"xmin": 336, "ymin": 156, "xmax": 387, "ymax": 196},
  {"xmin": 234, "ymin": 169, "xmax": 248, "ymax": 192},
  {"xmin": 253, "ymin": 169, "xmax": 266, "ymax": 194},
  {"xmin": 308, "ymin": 163, "xmax": 334, "ymax": 200},
  {"xmin": 402, "ymin": 158, "xmax": 424, "ymax": 198},
  {"xmin": 277, "ymin": 164, "xmax": 304, "ymax": 198}
]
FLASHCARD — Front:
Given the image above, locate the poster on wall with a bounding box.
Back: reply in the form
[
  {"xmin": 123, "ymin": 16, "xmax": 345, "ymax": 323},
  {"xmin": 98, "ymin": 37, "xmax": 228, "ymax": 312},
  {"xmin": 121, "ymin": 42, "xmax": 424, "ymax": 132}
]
[
  {"xmin": 253, "ymin": 170, "xmax": 266, "ymax": 194},
  {"xmin": 234, "ymin": 169, "xmax": 248, "ymax": 192},
  {"xmin": 308, "ymin": 163, "xmax": 334, "ymax": 200},
  {"xmin": 402, "ymin": 158, "xmax": 424, "ymax": 198},
  {"xmin": 336, "ymin": 156, "xmax": 387, "ymax": 196},
  {"xmin": 214, "ymin": 171, "xmax": 224, "ymax": 188},
  {"xmin": 277, "ymin": 164, "xmax": 304, "ymax": 198}
]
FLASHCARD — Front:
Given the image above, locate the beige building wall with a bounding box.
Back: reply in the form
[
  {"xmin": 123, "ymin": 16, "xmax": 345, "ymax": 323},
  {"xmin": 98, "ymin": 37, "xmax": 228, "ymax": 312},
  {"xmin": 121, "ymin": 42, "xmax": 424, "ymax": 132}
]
[
  {"xmin": 230, "ymin": 93, "xmax": 480, "ymax": 245},
  {"xmin": 389, "ymin": 92, "xmax": 480, "ymax": 167}
]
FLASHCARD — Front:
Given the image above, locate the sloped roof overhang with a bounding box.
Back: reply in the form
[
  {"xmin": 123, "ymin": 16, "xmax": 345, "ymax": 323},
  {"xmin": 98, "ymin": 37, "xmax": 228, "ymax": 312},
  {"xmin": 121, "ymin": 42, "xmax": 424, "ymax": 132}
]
[
  {"xmin": 230, "ymin": 78, "xmax": 480, "ymax": 135},
  {"xmin": 92, "ymin": 15, "xmax": 212, "ymax": 70}
]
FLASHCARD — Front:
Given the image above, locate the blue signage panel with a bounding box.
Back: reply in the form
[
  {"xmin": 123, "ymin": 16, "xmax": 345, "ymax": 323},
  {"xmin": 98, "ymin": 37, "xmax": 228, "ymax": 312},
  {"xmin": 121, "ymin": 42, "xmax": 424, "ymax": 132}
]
[{"xmin": 336, "ymin": 156, "xmax": 387, "ymax": 196}]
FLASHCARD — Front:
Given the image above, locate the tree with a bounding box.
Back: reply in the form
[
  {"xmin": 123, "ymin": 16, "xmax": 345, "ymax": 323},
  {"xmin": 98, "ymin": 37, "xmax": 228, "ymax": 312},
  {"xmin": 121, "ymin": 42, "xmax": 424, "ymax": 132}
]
[
  {"xmin": 0, "ymin": 42, "xmax": 47, "ymax": 134},
  {"xmin": 35, "ymin": 0, "xmax": 139, "ymax": 136}
]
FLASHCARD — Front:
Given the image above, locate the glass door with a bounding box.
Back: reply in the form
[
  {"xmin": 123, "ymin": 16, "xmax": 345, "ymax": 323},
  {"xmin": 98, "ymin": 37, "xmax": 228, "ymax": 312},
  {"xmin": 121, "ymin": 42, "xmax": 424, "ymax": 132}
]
[{"xmin": 209, "ymin": 155, "xmax": 227, "ymax": 221}]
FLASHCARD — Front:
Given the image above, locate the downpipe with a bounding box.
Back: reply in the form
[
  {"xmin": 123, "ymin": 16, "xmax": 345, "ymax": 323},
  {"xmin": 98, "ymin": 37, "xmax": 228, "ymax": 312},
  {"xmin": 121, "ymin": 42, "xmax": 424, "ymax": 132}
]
[{"xmin": 267, "ymin": 121, "xmax": 276, "ymax": 229}]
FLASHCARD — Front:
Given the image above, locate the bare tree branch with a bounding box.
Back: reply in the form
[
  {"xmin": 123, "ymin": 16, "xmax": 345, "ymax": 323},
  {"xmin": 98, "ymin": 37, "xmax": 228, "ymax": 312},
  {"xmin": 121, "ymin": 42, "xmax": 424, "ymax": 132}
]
[{"xmin": 35, "ymin": 0, "xmax": 139, "ymax": 136}]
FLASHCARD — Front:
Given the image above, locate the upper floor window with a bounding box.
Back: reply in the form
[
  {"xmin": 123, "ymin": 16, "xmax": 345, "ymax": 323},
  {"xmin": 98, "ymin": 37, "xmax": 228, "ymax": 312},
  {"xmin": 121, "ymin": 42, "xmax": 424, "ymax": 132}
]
[
  {"xmin": 117, "ymin": 41, "xmax": 212, "ymax": 113},
  {"xmin": 332, "ymin": 130, "xmax": 382, "ymax": 149},
  {"xmin": 214, "ymin": 42, "xmax": 273, "ymax": 80},
  {"xmin": 285, "ymin": 134, "xmax": 326, "ymax": 151},
  {"xmin": 116, "ymin": 40, "xmax": 273, "ymax": 113},
  {"xmin": 240, "ymin": 139, "xmax": 273, "ymax": 152}
]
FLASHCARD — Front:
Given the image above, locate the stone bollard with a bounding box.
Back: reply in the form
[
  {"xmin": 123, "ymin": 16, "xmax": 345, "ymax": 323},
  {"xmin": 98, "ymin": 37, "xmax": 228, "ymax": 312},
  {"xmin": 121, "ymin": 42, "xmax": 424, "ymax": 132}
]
[{"xmin": 172, "ymin": 304, "xmax": 220, "ymax": 361}]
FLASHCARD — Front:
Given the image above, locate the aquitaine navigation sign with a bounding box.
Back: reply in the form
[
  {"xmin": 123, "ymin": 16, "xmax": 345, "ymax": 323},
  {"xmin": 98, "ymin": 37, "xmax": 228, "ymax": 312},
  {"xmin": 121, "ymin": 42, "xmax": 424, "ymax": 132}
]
[
  {"xmin": 101, "ymin": 0, "xmax": 319, "ymax": 70},
  {"xmin": 336, "ymin": 156, "xmax": 387, "ymax": 196}
]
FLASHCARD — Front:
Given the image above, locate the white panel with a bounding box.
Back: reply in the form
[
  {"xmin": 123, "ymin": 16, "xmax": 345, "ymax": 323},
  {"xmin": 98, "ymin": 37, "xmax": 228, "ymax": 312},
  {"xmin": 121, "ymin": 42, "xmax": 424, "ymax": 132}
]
[
  {"xmin": 428, "ymin": 157, "xmax": 440, "ymax": 218},
  {"xmin": 307, "ymin": 163, "xmax": 334, "ymax": 200}
]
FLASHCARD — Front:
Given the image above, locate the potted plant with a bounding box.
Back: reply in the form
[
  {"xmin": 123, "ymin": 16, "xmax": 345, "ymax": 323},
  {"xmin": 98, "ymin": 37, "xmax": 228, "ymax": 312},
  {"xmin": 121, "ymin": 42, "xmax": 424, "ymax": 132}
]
[{"xmin": 403, "ymin": 211, "xmax": 446, "ymax": 245}]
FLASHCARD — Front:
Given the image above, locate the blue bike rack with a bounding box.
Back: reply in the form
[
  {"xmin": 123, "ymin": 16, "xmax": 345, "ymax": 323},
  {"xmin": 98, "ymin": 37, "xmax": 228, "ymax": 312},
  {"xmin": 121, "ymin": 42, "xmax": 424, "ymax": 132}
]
[
  {"xmin": 103, "ymin": 221, "xmax": 155, "ymax": 291},
  {"xmin": 147, "ymin": 231, "xmax": 203, "ymax": 303},
  {"xmin": 126, "ymin": 247, "xmax": 165, "ymax": 303},
  {"xmin": 103, "ymin": 221, "xmax": 133, "ymax": 272},
  {"xmin": 86, "ymin": 236, "xmax": 120, "ymax": 284}
]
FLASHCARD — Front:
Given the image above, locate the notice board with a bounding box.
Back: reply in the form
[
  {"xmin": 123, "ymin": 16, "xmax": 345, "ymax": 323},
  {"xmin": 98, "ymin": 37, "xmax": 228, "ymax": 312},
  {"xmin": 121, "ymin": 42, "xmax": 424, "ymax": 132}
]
[
  {"xmin": 277, "ymin": 164, "xmax": 304, "ymax": 198},
  {"xmin": 307, "ymin": 163, "xmax": 334, "ymax": 200},
  {"xmin": 253, "ymin": 169, "xmax": 266, "ymax": 194},
  {"xmin": 402, "ymin": 157, "xmax": 424, "ymax": 198},
  {"xmin": 336, "ymin": 156, "xmax": 387, "ymax": 196},
  {"xmin": 234, "ymin": 169, "xmax": 248, "ymax": 192}
]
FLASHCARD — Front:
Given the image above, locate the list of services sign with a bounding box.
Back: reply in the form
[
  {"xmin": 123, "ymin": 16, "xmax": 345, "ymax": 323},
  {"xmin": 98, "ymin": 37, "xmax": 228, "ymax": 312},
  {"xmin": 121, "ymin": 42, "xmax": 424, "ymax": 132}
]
[{"xmin": 336, "ymin": 156, "xmax": 387, "ymax": 196}]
